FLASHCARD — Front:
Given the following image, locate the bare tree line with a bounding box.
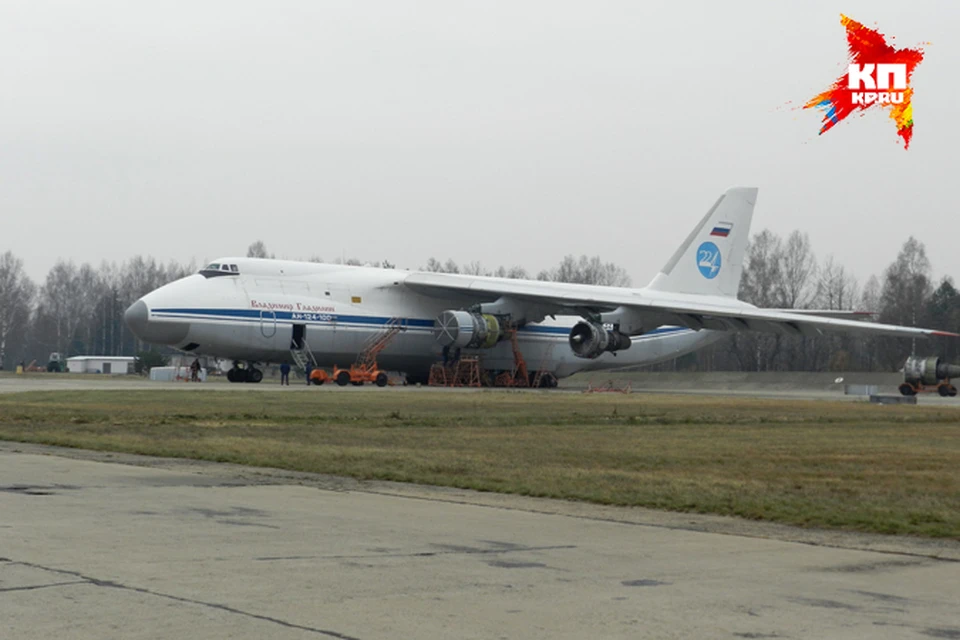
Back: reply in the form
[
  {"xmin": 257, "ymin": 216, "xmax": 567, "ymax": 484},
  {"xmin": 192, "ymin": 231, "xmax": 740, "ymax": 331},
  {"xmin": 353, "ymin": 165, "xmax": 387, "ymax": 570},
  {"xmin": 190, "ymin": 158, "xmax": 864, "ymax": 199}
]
[
  {"xmin": 0, "ymin": 253, "xmax": 195, "ymax": 369},
  {"xmin": 672, "ymin": 231, "xmax": 959, "ymax": 373},
  {"xmin": 0, "ymin": 234, "xmax": 956, "ymax": 372},
  {"xmin": 418, "ymin": 254, "xmax": 632, "ymax": 287},
  {"xmin": 263, "ymin": 241, "xmax": 632, "ymax": 287}
]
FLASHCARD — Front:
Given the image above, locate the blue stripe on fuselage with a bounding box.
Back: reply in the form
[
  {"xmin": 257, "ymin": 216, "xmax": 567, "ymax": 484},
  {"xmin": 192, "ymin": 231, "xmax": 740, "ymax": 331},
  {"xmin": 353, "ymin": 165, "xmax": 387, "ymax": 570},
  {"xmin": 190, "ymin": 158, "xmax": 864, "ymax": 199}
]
[
  {"xmin": 153, "ymin": 308, "xmax": 435, "ymax": 328},
  {"xmin": 151, "ymin": 308, "xmax": 692, "ymax": 339}
]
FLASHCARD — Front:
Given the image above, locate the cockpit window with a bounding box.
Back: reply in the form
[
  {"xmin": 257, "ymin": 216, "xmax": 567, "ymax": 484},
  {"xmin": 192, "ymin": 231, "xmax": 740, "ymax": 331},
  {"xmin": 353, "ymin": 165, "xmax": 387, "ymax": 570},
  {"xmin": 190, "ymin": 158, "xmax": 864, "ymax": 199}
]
[{"xmin": 199, "ymin": 262, "xmax": 240, "ymax": 279}]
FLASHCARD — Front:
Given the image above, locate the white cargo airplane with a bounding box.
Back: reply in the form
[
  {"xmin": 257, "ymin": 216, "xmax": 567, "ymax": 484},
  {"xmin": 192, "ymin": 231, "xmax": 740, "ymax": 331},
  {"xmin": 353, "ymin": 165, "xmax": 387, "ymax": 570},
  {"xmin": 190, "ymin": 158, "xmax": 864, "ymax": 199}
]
[{"xmin": 124, "ymin": 187, "xmax": 957, "ymax": 385}]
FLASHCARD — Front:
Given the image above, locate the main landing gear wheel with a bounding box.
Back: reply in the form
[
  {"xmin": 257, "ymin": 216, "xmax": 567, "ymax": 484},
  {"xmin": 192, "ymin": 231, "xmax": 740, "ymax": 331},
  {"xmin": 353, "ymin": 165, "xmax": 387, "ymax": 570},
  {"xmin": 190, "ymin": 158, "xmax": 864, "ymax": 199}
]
[
  {"xmin": 227, "ymin": 368, "xmax": 241, "ymax": 383},
  {"xmin": 247, "ymin": 368, "xmax": 263, "ymax": 384},
  {"xmin": 336, "ymin": 370, "xmax": 351, "ymax": 387},
  {"xmin": 375, "ymin": 372, "xmax": 388, "ymax": 387}
]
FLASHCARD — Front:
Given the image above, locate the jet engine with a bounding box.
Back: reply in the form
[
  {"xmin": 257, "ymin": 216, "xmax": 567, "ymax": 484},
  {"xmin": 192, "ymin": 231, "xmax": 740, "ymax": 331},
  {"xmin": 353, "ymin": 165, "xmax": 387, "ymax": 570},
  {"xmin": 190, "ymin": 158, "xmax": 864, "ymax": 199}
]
[
  {"xmin": 435, "ymin": 310, "xmax": 503, "ymax": 349},
  {"xmin": 568, "ymin": 321, "xmax": 632, "ymax": 359},
  {"xmin": 903, "ymin": 356, "xmax": 960, "ymax": 386}
]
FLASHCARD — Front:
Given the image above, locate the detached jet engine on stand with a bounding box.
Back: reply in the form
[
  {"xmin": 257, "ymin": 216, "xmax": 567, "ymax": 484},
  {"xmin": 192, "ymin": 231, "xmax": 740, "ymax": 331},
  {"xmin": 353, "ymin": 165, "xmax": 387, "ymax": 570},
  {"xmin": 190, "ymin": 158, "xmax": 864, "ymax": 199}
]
[{"xmin": 900, "ymin": 356, "xmax": 960, "ymax": 397}]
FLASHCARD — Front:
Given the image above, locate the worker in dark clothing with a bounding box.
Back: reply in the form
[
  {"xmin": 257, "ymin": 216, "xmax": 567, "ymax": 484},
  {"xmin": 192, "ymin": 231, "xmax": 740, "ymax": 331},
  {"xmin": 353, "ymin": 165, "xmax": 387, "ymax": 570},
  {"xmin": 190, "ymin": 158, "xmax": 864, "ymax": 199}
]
[
  {"xmin": 305, "ymin": 363, "xmax": 313, "ymax": 385},
  {"xmin": 280, "ymin": 362, "xmax": 291, "ymax": 386}
]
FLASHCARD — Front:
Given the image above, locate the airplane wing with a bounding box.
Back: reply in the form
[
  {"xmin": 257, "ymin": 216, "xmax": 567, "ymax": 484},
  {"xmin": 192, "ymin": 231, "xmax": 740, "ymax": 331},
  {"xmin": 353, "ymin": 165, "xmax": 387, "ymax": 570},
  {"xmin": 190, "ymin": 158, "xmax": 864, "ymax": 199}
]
[
  {"xmin": 781, "ymin": 309, "xmax": 876, "ymax": 320},
  {"xmin": 403, "ymin": 187, "xmax": 957, "ymax": 341},
  {"xmin": 403, "ymin": 272, "xmax": 958, "ymax": 339}
]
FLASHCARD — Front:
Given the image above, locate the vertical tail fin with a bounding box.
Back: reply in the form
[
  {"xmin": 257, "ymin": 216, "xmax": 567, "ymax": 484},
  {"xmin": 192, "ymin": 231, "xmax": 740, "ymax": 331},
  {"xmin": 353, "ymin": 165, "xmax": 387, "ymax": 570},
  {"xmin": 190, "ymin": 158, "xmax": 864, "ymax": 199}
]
[{"xmin": 646, "ymin": 187, "xmax": 758, "ymax": 298}]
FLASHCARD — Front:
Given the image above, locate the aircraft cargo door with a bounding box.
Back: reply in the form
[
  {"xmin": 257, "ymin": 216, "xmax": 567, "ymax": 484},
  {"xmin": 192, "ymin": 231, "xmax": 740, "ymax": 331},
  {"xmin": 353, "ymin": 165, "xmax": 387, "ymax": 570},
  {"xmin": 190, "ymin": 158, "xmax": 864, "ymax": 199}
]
[
  {"xmin": 248, "ymin": 278, "xmax": 286, "ymax": 354},
  {"xmin": 291, "ymin": 323, "xmax": 305, "ymax": 349}
]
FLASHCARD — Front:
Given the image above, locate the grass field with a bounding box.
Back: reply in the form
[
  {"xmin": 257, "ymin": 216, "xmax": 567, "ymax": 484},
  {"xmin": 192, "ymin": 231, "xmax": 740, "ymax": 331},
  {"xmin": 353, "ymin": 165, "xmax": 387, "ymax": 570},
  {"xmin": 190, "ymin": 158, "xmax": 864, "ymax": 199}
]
[{"xmin": 1, "ymin": 389, "xmax": 959, "ymax": 538}]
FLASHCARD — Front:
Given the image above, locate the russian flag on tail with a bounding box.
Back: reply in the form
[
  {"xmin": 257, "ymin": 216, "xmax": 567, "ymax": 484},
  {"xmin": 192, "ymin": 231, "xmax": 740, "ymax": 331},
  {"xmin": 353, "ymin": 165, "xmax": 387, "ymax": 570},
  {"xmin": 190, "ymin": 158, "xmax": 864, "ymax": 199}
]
[{"xmin": 710, "ymin": 221, "xmax": 733, "ymax": 237}]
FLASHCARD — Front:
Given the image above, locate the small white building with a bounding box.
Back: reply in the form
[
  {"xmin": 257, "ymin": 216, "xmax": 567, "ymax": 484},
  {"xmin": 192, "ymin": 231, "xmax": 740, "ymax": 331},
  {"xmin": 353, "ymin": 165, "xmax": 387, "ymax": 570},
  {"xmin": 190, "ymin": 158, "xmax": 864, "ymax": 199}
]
[{"xmin": 66, "ymin": 356, "xmax": 136, "ymax": 375}]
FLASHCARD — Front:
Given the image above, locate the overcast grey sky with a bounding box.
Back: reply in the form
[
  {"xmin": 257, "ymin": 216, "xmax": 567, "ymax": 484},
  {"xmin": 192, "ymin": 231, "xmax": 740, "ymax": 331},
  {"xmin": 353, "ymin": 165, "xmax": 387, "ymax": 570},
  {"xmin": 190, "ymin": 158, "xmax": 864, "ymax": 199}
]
[{"xmin": 2, "ymin": 0, "xmax": 957, "ymax": 287}]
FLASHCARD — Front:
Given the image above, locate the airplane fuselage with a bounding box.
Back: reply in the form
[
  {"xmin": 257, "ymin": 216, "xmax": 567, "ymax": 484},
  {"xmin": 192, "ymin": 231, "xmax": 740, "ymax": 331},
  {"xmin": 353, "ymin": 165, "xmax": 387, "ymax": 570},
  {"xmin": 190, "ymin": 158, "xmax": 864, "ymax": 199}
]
[{"xmin": 126, "ymin": 259, "xmax": 721, "ymax": 381}]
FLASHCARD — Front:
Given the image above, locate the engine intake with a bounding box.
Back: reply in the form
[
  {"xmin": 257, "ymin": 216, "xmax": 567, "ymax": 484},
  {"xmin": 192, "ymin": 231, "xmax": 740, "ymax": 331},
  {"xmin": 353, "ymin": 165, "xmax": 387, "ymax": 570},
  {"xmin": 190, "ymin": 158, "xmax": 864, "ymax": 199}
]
[
  {"xmin": 569, "ymin": 321, "xmax": 632, "ymax": 359},
  {"xmin": 435, "ymin": 310, "xmax": 503, "ymax": 349}
]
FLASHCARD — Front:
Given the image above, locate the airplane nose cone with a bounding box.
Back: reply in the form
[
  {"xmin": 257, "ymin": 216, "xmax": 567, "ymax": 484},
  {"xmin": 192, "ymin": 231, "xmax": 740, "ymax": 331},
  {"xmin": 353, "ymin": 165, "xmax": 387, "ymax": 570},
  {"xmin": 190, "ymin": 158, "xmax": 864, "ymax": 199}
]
[
  {"xmin": 124, "ymin": 300, "xmax": 190, "ymax": 346},
  {"xmin": 124, "ymin": 300, "xmax": 149, "ymax": 337}
]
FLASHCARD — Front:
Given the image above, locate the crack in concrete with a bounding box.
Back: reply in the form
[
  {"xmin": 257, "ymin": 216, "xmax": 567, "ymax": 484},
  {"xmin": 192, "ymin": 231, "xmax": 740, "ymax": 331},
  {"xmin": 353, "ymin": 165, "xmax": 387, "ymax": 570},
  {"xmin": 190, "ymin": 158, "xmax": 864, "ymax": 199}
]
[
  {"xmin": 7, "ymin": 559, "xmax": 362, "ymax": 639},
  {"xmin": 0, "ymin": 580, "xmax": 89, "ymax": 593},
  {"xmin": 823, "ymin": 558, "xmax": 929, "ymax": 573},
  {"xmin": 255, "ymin": 543, "xmax": 576, "ymax": 562},
  {"xmin": 844, "ymin": 589, "xmax": 911, "ymax": 604},
  {"xmin": 215, "ymin": 519, "xmax": 282, "ymax": 530},
  {"xmin": 0, "ymin": 484, "xmax": 81, "ymax": 496},
  {"xmin": 788, "ymin": 597, "xmax": 861, "ymax": 612}
]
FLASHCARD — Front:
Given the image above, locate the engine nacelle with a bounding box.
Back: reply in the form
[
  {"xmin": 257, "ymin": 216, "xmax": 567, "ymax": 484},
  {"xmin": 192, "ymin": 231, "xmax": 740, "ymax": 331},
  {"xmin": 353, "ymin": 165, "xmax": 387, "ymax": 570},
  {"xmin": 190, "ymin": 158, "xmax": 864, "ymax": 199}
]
[
  {"xmin": 568, "ymin": 321, "xmax": 632, "ymax": 359},
  {"xmin": 904, "ymin": 356, "xmax": 960, "ymax": 385},
  {"xmin": 435, "ymin": 310, "xmax": 503, "ymax": 349}
]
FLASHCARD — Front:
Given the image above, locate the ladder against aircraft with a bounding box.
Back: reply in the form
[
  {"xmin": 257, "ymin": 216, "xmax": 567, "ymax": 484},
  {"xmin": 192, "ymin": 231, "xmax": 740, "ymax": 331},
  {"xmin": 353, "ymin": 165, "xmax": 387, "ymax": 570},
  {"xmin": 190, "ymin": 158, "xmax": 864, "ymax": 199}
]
[
  {"xmin": 309, "ymin": 317, "xmax": 405, "ymax": 387},
  {"xmin": 357, "ymin": 318, "xmax": 405, "ymax": 370},
  {"xmin": 290, "ymin": 337, "xmax": 318, "ymax": 378}
]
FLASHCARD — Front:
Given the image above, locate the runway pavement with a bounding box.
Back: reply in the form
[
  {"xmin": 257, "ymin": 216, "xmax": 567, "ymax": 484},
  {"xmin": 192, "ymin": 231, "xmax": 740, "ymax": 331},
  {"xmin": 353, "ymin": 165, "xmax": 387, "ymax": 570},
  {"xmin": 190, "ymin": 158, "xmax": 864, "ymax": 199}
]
[{"xmin": 2, "ymin": 443, "xmax": 958, "ymax": 640}]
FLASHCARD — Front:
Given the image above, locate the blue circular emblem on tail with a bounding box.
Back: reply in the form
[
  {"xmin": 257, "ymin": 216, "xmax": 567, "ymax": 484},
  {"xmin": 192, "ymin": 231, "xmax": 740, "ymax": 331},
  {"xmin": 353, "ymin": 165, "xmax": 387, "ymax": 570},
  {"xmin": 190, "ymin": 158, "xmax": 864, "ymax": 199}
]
[{"xmin": 696, "ymin": 242, "xmax": 721, "ymax": 279}]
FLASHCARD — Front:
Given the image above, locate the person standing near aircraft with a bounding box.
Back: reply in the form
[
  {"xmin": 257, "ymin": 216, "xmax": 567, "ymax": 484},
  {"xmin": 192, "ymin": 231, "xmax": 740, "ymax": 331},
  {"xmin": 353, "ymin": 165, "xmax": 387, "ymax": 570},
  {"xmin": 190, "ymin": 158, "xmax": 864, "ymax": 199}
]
[
  {"xmin": 280, "ymin": 362, "xmax": 291, "ymax": 386},
  {"xmin": 304, "ymin": 362, "xmax": 313, "ymax": 385}
]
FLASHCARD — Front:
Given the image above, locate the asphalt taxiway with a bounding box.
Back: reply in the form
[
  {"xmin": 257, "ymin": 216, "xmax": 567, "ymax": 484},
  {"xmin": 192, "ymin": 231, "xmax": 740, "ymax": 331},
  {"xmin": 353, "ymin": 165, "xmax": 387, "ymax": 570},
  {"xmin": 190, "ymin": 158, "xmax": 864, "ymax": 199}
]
[{"xmin": 2, "ymin": 443, "xmax": 958, "ymax": 640}]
